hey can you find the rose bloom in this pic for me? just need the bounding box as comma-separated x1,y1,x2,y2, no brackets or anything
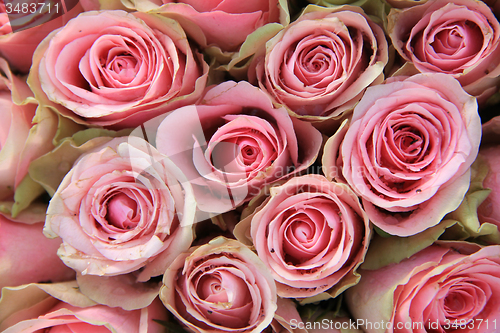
388,0,500,102
160,237,277,333
0,215,75,290
234,175,371,298
345,242,500,333
0,58,55,201
29,10,208,128
155,81,322,213
0,0,82,73
253,5,388,120
323,74,481,236
0,282,167,333
124,0,283,52
44,137,196,281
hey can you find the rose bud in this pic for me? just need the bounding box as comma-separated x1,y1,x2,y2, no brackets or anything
388,0,500,103
253,5,388,122
323,73,481,236
44,137,196,281
160,237,277,333
234,174,371,299
155,80,322,214
29,10,208,128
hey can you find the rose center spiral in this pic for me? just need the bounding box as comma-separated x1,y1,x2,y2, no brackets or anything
105,193,139,230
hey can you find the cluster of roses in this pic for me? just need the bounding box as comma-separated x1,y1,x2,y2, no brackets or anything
1,0,500,332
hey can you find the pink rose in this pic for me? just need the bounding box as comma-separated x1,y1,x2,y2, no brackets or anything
0,215,75,290
0,281,167,332
234,175,371,298
155,81,322,213
160,237,277,333
44,137,196,281
29,10,208,128
388,0,500,102
323,74,481,236
0,58,56,202
253,5,388,120
0,0,83,73
126,0,283,52
345,242,500,333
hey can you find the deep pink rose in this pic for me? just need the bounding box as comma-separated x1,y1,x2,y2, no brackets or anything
160,237,277,333
0,216,75,290
0,58,56,202
126,0,283,52
234,175,371,298
345,242,500,333
0,282,167,333
323,74,481,236
29,10,208,128
155,81,322,214
388,0,500,102
254,5,388,120
44,137,196,281
0,0,83,73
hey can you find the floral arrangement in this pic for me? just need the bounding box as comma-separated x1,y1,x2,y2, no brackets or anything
1,0,500,332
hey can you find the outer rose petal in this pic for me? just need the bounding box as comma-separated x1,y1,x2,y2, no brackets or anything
44,137,196,280
0,57,57,208
477,146,500,229
334,73,480,236
0,216,75,290
29,10,208,128
255,5,388,121
155,81,322,214
126,0,282,52
234,174,371,299
0,2,83,73
160,237,277,333
345,242,500,333
0,281,168,333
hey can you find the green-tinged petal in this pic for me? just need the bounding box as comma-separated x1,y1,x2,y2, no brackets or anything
0,201,47,223
82,0,128,10
303,1,389,26
29,129,128,197
0,281,97,329
218,23,285,80
76,273,162,311
11,175,45,218
444,156,500,243
361,220,456,270
299,271,361,305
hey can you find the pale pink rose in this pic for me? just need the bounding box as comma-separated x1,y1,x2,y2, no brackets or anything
29,10,208,128
477,145,500,229
0,282,167,333
44,137,196,281
234,175,371,298
0,216,75,290
253,5,388,120
0,0,83,73
160,237,277,333
155,81,322,214
128,0,282,52
388,0,500,102
0,58,56,201
323,74,481,236
345,242,500,333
